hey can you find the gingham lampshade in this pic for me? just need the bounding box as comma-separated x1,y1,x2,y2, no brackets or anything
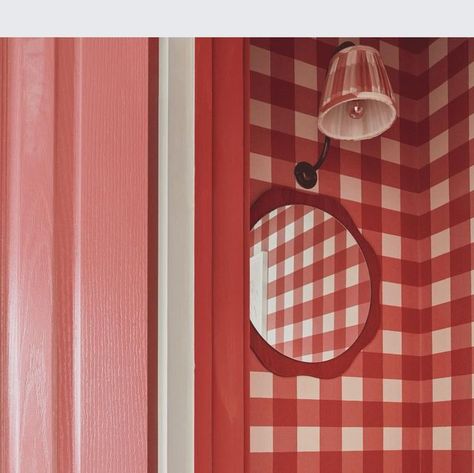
318,45,397,141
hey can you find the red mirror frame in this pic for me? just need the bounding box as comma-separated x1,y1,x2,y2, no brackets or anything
250,186,381,378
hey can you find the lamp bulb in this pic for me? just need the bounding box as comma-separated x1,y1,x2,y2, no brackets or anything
348,100,364,119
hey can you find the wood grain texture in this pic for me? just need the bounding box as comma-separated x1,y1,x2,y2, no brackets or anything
5,38,56,473
78,38,149,472
53,38,76,472
0,38,157,472
0,37,10,473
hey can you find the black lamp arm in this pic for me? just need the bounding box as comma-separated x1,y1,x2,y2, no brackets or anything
314,135,331,170
293,135,331,189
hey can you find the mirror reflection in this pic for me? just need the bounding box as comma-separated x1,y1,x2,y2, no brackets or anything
250,204,371,363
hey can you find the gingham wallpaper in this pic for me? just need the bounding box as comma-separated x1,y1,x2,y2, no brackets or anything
250,204,371,362
248,38,474,473
419,38,474,473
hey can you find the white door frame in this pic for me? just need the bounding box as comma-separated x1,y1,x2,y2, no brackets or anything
158,37,195,473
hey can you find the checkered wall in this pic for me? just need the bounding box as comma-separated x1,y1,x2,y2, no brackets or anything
248,38,474,473
250,204,371,362
419,38,474,473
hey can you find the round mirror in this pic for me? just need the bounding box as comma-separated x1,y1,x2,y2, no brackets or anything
250,204,370,362
249,188,380,378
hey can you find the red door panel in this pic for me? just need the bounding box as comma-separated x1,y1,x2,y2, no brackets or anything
0,38,157,472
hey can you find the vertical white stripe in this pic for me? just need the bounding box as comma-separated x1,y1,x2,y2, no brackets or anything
158,38,195,473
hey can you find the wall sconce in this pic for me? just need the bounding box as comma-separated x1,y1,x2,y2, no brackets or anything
294,42,397,189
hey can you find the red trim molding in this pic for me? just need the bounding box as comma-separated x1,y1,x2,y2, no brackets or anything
147,38,159,473
250,186,381,379
195,38,213,473
195,38,250,473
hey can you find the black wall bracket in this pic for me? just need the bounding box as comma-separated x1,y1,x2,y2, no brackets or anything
294,136,331,189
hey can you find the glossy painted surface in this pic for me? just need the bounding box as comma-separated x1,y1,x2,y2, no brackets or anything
195,38,213,473
0,38,157,472
195,38,250,473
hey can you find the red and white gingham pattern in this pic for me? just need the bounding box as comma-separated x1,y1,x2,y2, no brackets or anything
421,38,473,473
249,37,474,473
250,204,370,362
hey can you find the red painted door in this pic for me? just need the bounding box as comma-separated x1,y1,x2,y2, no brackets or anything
0,37,250,473
0,38,158,472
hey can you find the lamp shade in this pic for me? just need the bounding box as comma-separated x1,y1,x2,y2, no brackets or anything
318,45,397,141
